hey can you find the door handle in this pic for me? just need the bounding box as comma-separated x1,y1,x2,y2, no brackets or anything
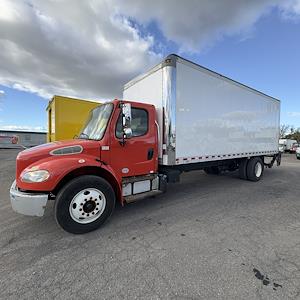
147,148,154,160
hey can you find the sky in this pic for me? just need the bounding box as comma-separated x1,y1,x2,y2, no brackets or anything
0,0,300,132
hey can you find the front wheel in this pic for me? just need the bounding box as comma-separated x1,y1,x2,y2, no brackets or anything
54,175,116,234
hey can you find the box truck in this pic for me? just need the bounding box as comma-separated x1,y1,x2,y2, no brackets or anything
10,55,281,234
279,138,297,153
47,95,101,142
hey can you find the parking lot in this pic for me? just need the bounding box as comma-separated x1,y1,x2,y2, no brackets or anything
0,149,300,299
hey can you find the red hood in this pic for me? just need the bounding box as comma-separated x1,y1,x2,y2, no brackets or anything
16,139,100,179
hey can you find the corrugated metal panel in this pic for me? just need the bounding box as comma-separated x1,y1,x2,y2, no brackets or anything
0,131,46,149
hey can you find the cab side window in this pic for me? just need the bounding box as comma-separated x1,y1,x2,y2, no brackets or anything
116,108,148,138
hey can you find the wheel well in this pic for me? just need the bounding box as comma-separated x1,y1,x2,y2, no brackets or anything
52,166,121,202
237,156,264,164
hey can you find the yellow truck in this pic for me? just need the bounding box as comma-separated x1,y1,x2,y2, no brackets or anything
47,95,100,142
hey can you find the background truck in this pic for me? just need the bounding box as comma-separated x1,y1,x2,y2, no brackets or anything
47,95,101,142
10,54,281,234
279,138,298,153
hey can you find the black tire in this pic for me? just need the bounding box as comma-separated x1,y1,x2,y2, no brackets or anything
246,157,264,182
54,175,115,234
239,158,248,180
297,157,300,160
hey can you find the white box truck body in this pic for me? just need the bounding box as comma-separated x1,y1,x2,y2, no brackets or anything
124,54,280,166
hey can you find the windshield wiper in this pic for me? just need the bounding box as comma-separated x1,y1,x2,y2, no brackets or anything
78,133,90,139
78,133,99,141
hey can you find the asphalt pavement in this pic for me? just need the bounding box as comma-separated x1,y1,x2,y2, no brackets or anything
0,149,300,299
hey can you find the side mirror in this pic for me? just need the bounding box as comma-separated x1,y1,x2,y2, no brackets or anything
121,103,132,139
123,127,132,139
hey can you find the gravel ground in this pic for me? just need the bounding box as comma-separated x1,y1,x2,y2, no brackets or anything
0,149,300,299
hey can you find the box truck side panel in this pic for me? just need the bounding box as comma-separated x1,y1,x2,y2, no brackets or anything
124,68,164,158
175,61,280,162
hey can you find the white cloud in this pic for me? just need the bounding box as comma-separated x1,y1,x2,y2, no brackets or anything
0,0,300,101
0,125,46,132
280,0,300,18
114,0,274,52
0,90,5,97
115,0,300,52
0,0,160,99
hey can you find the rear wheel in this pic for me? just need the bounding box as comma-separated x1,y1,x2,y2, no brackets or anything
246,157,264,182
54,175,115,234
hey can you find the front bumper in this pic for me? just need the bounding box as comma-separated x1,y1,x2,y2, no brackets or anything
10,180,48,217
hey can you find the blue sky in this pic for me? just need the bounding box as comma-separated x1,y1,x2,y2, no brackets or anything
0,1,300,132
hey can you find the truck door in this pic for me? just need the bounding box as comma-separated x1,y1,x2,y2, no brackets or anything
109,105,158,178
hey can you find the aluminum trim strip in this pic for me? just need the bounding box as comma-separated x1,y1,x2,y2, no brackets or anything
175,151,278,164
162,64,176,165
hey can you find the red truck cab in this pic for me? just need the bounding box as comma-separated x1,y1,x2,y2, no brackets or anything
10,99,161,233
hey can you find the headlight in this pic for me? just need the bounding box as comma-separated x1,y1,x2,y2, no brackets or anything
21,170,50,183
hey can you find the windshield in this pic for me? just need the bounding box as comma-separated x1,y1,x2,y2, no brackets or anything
79,103,113,140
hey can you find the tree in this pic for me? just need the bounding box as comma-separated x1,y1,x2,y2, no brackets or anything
286,128,300,142
280,124,290,138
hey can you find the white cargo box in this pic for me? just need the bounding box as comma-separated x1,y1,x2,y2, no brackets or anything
123,55,280,166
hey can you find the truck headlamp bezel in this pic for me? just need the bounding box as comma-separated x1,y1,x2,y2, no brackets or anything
21,170,50,183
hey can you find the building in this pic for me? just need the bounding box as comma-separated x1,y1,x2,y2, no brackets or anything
0,130,46,149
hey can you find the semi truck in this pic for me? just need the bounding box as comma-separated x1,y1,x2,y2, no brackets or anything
10,54,281,234
47,95,101,142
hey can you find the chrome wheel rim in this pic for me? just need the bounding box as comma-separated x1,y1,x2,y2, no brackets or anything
254,162,263,178
69,188,106,224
